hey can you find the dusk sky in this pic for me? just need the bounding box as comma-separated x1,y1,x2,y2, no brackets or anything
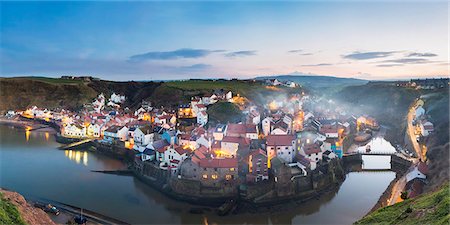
1,1,448,81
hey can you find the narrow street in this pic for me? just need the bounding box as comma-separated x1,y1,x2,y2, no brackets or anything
406,101,423,160
387,100,423,206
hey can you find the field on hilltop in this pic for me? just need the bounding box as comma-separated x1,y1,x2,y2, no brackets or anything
0,77,304,111
150,79,303,107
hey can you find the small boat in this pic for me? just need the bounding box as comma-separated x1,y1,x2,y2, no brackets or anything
34,202,60,215
366,145,371,153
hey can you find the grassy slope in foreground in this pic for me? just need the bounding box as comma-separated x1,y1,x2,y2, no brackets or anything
0,192,26,225
355,184,449,225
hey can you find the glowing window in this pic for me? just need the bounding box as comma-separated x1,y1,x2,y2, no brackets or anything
225,174,232,180
202,174,208,179
212,174,218,179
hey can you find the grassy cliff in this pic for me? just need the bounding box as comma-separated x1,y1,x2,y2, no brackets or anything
0,192,26,225
355,184,449,225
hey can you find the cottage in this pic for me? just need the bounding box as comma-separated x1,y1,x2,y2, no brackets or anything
63,123,86,138
103,125,128,142
164,145,191,168
141,148,155,162
225,123,258,140
134,127,154,146
86,123,102,137
266,134,296,166
262,117,273,136
148,139,171,164
300,142,323,163
197,111,208,126
320,124,339,138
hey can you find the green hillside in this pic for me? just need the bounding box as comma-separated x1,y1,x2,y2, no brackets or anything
0,77,303,111
355,184,449,225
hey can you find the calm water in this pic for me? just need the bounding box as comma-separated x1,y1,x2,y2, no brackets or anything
0,125,395,224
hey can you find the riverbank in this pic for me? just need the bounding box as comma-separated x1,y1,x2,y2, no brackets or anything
0,116,56,133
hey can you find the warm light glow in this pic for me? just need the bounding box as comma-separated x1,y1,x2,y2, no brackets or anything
269,100,279,111
25,126,31,141
211,174,218,179
125,141,134,149
83,151,88,166
202,174,208,179
45,132,49,141
214,149,232,158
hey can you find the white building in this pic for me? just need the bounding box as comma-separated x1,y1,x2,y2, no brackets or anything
197,111,208,126
134,127,154,146
266,135,296,164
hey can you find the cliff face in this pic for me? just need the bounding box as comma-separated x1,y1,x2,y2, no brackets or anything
0,78,97,111
0,189,56,225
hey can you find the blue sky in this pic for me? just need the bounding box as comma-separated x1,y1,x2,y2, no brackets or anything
1,1,448,81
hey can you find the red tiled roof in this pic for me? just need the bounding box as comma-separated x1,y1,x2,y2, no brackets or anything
174,145,190,155
222,136,251,146
250,148,267,157
303,143,321,155
266,134,295,146
226,124,247,134
417,162,428,175
320,124,338,134
197,104,206,108
198,158,238,168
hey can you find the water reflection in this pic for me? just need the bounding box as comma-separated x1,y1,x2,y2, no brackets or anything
45,132,49,141
357,137,396,154
25,126,32,141
1,125,396,224
65,150,89,166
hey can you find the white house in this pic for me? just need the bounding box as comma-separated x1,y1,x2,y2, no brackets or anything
164,145,190,168
86,123,102,138
406,165,427,183
299,142,323,163
63,123,86,138
134,127,154,146
103,126,128,141
110,93,126,103
266,134,296,164
249,108,261,125
225,91,233,100
262,117,273,136
197,111,208,126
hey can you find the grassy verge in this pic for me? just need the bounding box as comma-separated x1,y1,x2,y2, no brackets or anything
355,184,449,225
0,192,26,225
